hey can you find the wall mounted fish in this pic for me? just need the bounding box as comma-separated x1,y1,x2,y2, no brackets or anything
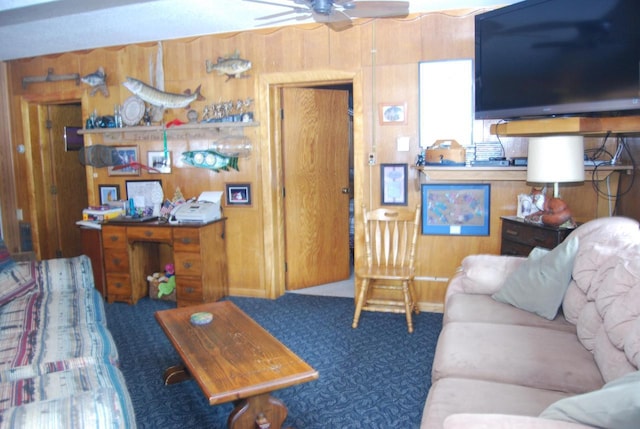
81,67,109,97
205,51,251,81
182,150,239,172
122,77,204,109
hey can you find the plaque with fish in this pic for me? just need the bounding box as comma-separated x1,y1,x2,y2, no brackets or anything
205,51,251,81
81,67,109,97
182,150,239,172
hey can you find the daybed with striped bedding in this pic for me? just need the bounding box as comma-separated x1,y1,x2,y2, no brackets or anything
0,242,135,428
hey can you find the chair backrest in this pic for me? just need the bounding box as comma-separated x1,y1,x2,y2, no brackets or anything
362,205,421,270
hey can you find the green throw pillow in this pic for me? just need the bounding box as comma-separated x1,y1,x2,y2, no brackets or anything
492,236,579,320
540,370,640,429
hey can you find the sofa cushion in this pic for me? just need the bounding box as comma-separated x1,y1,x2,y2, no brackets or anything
492,237,578,320
540,370,640,429
432,322,604,394
0,261,37,306
444,294,576,333
422,377,572,429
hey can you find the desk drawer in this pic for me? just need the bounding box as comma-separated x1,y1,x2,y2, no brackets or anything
173,228,200,252
502,223,557,249
102,226,127,249
174,252,202,276
176,277,203,302
106,273,132,296
104,248,130,272
127,226,172,243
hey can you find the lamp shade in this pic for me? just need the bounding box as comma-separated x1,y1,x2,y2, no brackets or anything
527,135,585,184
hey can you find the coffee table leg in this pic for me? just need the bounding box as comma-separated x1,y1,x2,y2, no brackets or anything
163,364,192,385
228,393,287,429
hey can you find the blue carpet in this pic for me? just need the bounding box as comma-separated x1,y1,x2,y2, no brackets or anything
105,294,442,428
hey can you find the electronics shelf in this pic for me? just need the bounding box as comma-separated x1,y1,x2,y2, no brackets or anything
414,165,632,182
490,116,640,137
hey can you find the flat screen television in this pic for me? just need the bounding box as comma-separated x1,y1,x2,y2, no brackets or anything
474,0,640,120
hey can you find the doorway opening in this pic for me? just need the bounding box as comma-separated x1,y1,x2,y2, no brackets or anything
260,71,362,298
22,99,88,260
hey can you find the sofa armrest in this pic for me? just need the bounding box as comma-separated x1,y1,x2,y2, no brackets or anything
36,255,95,292
445,254,526,303
443,414,593,429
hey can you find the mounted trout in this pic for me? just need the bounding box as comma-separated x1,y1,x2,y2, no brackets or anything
122,77,204,109
182,150,239,173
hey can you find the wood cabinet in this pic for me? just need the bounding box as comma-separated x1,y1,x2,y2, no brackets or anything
79,227,106,298
101,220,228,306
500,216,574,257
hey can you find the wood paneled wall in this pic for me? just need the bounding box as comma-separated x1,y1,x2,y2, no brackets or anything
1,10,631,309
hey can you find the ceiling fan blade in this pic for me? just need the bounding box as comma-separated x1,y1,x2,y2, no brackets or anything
257,13,313,27
342,1,410,19
256,8,306,20
244,0,298,9
314,9,353,31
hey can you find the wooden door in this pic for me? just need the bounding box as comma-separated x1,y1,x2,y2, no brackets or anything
281,87,350,290
36,104,87,259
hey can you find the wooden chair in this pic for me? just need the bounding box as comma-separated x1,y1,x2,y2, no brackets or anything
352,204,421,333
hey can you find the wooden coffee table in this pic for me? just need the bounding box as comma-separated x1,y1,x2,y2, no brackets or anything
155,301,319,429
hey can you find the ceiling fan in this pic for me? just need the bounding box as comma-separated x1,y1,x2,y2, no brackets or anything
245,0,410,31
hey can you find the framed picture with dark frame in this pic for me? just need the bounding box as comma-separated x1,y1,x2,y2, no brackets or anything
225,183,251,206
98,184,120,205
421,183,491,236
380,163,408,206
125,179,162,212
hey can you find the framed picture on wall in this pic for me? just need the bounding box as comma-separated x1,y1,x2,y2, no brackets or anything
147,150,171,174
380,163,408,206
421,183,490,236
225,183,251,206
108,146,139,176
379,102,407,125
98,184,120,205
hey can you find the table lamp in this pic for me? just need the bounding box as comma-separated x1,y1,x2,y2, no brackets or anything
526,135,585,226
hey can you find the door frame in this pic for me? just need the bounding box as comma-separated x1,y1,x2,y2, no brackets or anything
257,70,363,298
19,90,87,259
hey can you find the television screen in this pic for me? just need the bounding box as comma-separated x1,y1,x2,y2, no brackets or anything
475,0,640,120
64,126,84,151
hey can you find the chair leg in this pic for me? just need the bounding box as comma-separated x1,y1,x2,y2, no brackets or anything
402,281,414,334
352,278,370,329
408,280,420,315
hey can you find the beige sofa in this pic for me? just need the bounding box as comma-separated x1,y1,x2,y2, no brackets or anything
421,216,640,429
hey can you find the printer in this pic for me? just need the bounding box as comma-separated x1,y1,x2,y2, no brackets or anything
171,191,222,223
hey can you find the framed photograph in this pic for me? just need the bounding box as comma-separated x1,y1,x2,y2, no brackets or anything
380,164,408,206
421,183,490,236
125,180,162,212
108,146,139,176
98,184,120,205
379,102,407,125
225,183,251,206
147,150,171,174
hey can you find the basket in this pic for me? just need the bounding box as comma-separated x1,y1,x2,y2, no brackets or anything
148,279,176,301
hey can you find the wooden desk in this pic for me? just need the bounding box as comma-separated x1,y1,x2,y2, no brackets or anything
155,301,319,429
101,219,228,306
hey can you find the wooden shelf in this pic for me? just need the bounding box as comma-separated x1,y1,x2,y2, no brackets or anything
79,121,259,142
414,164,632,182
490,116,640,137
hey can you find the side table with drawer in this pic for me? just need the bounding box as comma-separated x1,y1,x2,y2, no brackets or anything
500,216,575,256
